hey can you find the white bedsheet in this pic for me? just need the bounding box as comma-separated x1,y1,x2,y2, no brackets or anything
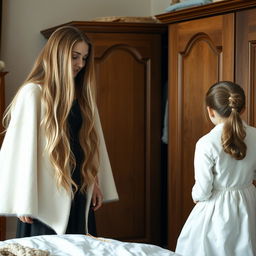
0,234,181,256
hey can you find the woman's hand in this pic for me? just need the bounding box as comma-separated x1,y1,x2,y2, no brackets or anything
92,181,103,211
18,216,33,224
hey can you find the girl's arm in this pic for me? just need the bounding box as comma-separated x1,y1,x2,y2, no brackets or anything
192,138,214,202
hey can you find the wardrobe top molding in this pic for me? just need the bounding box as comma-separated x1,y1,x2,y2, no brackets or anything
156,0,256,24
41,21,167,39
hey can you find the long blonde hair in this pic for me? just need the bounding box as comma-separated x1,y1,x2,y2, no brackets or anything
3,26,99,194
205,81,246,160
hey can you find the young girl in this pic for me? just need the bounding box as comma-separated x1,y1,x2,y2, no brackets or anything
175,81,256,256
0,26,118,237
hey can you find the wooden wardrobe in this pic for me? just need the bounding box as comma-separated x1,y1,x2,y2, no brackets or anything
0,72,7,240
157,0,256,250
42,21,167,245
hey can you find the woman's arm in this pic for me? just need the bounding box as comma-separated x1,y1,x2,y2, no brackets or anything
91,176,103,211
18,216,33,224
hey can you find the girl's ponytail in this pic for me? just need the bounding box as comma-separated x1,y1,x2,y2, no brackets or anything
206,81,246,160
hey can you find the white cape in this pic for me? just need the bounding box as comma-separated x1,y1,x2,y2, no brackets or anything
0,83,118,234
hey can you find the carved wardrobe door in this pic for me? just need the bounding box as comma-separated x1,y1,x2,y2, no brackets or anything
168,14,234,249
236,8,256,126
86,24,166,245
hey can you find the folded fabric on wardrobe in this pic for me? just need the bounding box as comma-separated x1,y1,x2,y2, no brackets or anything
162,101,168,144
164,0,212,12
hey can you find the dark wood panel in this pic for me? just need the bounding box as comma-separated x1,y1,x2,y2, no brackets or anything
95,47,146,239
41,21,167,38
89,32,163,244
0,0,2,55
0,217,5,241
0,71,7,241
0,72,6,134
236,8,256,126
180,37,220,219
168,14,234,250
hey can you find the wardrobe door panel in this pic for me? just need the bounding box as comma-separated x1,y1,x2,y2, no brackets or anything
89,32,163,244
0,72,7,240
168,14,234,250
95,45,146,238
236,8,256,126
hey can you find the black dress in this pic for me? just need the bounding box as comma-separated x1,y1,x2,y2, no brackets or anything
16,100,97,237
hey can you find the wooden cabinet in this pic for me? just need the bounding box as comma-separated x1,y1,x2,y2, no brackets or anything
157,0,256,250
236,8,256,126
0,71,7,240
168,14,234,250
42,22,167,245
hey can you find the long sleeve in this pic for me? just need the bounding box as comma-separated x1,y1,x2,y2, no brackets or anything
94,109,118,203
192,138,214,202
83,109,119,232
0,84,41,216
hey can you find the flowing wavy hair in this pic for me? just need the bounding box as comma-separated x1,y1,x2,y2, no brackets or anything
3,26,99,195
205,81,246,160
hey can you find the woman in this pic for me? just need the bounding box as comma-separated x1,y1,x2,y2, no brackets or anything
0,26,118,237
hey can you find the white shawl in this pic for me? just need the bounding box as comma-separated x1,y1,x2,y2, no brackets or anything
0,83,118,234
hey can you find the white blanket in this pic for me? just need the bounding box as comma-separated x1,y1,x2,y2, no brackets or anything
0,234,180,256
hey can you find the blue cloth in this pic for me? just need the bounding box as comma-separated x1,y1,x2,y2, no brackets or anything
165,0,212,13
162,101,168,144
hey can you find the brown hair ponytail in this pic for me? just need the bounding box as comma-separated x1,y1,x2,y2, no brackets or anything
206,81,246,160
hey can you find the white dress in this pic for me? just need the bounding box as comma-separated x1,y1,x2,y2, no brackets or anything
175,122,256,256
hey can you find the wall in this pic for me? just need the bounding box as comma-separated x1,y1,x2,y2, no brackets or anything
151,0,171,15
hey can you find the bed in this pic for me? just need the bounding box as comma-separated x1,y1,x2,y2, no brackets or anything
0,234,181,256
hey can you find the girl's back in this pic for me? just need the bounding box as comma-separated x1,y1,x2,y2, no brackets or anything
198,123,256,190
176,81,256,256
